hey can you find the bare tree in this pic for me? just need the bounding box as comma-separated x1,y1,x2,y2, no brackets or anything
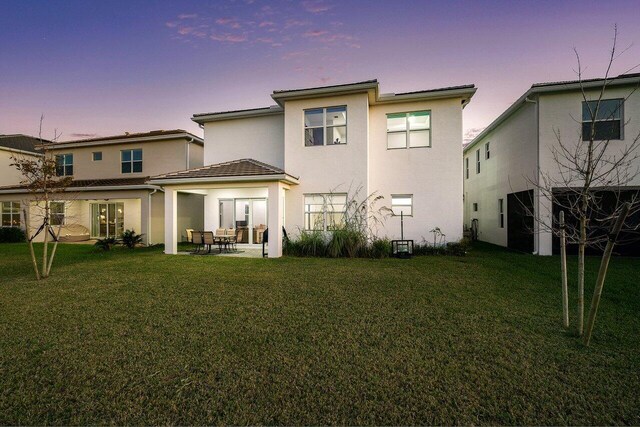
10,116,72,280
529,27,640,337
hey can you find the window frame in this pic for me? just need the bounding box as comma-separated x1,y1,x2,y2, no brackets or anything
391,194,413,217
485,142,490,160
56,153,74,176
303,193,347,231
1,201,21,227
92,151,102,161
465,157,469,179
581,98,624,141
498,198,504,228
476,149,481,174
304,106,347,147
121,148,143,174
473,202,478,212
49,201,66,226
386,110,432,150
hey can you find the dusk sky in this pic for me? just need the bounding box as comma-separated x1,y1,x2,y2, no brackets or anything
1,0,639,143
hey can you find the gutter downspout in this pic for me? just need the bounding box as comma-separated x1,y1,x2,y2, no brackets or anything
185,137,194,170
525,96,540,255
147,187,164,245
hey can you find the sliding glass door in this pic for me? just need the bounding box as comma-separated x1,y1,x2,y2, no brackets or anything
91,202,124,238
219,198,267,244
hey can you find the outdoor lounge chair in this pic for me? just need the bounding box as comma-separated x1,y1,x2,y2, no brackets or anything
202,231,215,253
191,231,204,253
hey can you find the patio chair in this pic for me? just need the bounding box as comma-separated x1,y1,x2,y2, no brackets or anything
185,228,194,243
202,231,215,254
191,231,204,253
226,228,237,251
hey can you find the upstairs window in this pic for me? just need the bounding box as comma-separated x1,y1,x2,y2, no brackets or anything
304,193,347,231
473,202,478,212
476,149,480,174
121,149,143,173
56,154,73,176
465,157,469,179
498,198,504,228
1,201,21,227
387,111,431,149
582,99,623,141
391,194,413,216
304,106,347,146
485,142,490,159
92,152,102,161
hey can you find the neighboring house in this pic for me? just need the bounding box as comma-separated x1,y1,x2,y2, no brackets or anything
463,73,640,255
0,135,44,228
0,130,204,244
150,79,476,257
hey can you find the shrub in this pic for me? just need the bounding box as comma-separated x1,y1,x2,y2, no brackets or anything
0,227,26,243
121,229,144,249
297,230,327,257
368,237,391,258
327,228,367,258
94,237,118,251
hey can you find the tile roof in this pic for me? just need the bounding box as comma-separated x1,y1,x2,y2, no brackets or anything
43,129,201,146
531,72,640,88
152,159,289,180
0,177,151,192
0,134,47,153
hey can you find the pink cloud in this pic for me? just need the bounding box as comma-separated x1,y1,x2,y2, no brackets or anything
215,17,235,25
210,33,248,43
178,26,194,35
165,21,178,28
302,0,332,13
303,29,328,37
178,13,198,19
285,19,309,28
259,21,275,27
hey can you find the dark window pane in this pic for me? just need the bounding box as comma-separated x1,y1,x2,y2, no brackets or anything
122,162,131,174
583,99,622,121
305,128,323,146
56,155,63,166
121,150,131,162
66,165,73,176
582,121,621,141
132,161,143,173
133,149,142,161
93,152,102,161
56,166,64,176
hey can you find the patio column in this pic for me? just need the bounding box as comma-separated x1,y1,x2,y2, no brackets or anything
164,187,178,254
140,193,150,246
267,181,284,258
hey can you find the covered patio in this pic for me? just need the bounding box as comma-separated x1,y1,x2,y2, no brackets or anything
150,159,298,258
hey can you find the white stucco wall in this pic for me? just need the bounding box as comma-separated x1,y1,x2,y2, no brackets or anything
536,86,640,255
203,114,284,169
283,93,370,236
0,149,40,186
370,98,465,243
463,101,538,248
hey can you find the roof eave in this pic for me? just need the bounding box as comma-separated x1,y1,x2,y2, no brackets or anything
375,86,477,105
0,184,162,194
0,146,43,156
192,107,283,124
271,81,379,106
40,132,204,150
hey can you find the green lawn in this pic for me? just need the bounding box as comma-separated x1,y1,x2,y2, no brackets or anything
0,243,639,425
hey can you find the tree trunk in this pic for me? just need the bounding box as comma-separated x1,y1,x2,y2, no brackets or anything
560,211,569,328
41,202,49,278
46,223,63,276
23,208,41,281
577,215,586,336
584,203,630,346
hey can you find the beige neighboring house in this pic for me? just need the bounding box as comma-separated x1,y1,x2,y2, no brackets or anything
0,130,204,244
0,135,44,228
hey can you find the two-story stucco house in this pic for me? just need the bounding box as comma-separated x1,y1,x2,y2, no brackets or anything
150,79,476,257
0,130,205,244
463,73,640,255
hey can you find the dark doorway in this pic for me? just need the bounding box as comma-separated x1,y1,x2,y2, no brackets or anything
507,190,534,253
